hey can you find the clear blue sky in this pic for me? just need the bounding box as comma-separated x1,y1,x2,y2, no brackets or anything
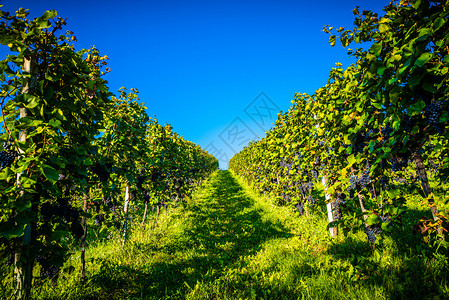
0,0,389,169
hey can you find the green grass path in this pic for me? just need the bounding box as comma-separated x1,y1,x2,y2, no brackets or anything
36,170,446,299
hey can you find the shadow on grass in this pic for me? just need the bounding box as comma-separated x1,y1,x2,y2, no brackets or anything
325,206,449,300
85,170,294,299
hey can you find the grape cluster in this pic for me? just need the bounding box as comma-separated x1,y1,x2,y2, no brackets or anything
5,255,14,267
357,170,370,188
311,170,318,180
425,102,444,134
35,255,60,281
349,176,357,190
390,157,408,172
104,197,114,208
40,199,83,239
281,193,291,203
379,176,390,190
95,213,105,225
89,163,111,181
364,225,381,244
352,132,367,155
151,170,163,183
366,128,379,139
307,194,316,205
295,201,304,214
346,186,355,199
402,115,418,133
0,141,18,171
380,214,391,223
136,174,146,189
381,126,393,140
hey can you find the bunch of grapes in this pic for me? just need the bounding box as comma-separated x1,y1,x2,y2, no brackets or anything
346,186,355,199
390,157,408,172
307,194,316,205
366,128,379,139
295,201,304,215
90,199,102,212
357,170,370,188
39,198,83,239
89,163,111,181
379,176,390,190
402,114,418,133
5,255,14,267
364,225,381,244
311,170,318,180
352,132,367,155
94,213,105,226
36,255,60,281
70,221,84,239
381,126,393,140
104,197,114,208
349,176,357,190
307,181,314,192
425,102,444,134
380,214,391,223
0,141,18,171
136,174,146,189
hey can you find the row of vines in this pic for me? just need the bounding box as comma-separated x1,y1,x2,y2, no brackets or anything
230,0,449,250
0,8,218,299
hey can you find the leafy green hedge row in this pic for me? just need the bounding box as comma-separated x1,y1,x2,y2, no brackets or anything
0,7,218,298
230,0,449,247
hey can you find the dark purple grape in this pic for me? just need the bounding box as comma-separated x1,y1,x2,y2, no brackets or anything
364,226,381,244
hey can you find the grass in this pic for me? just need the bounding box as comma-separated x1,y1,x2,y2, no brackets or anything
2,170,449,299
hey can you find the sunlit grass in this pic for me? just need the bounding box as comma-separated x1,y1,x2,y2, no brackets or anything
2,170,448,299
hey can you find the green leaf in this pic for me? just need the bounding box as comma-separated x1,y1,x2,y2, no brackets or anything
346,154,356,167
409,100,426,115
381,221,392,232
377,66,386,76
408,72,425,87
44,86,54,101
83,158,93,166
367,214,380,226
329,35,336,47
43,10,57,19
432,17,446,32
370,43,382,56
415,52,432,67
389,86,401,103
0,223,26,240
387,188,400,199
423,79,437,93
49,118,61,128
40,164,59,182
413,0,422,9
379,24,389,33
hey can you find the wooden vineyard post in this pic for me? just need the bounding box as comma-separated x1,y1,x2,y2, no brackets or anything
122,182,130,246
141,192,149,231
412,151,444,239
322,176,337,237
351,167,367,221
80,192,88,281
14,56,33,300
